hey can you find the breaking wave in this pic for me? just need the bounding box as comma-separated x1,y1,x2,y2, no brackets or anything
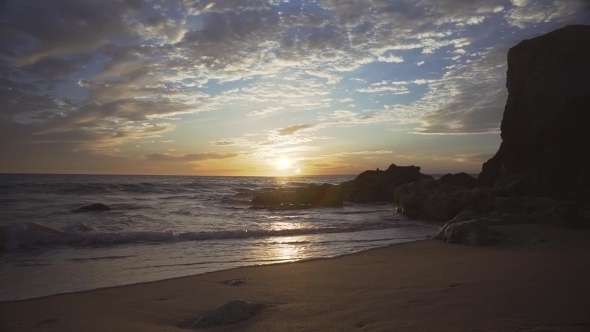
0,221,406,251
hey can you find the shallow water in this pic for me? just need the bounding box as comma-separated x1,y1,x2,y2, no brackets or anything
0,174,437,301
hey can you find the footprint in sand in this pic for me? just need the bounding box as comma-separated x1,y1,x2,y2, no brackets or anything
355,322,367,329
223,278,248,286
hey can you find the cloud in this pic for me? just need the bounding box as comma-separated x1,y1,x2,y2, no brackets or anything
358,86,410,94
0,0,588,174
505,0,588,28
434,153,495,163
1,0,144,65
326,150,394,157
377,54,404,63
145,152,238,162
248,106,284,117
415,45,510,134
276,124,316,136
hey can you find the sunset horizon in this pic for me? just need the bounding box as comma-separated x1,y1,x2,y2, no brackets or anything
2,3,590,330
2,1,588,176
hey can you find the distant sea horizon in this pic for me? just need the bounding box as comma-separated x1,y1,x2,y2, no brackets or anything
0,171,479,178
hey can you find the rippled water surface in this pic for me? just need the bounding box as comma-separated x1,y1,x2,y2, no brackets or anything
0,174,437,301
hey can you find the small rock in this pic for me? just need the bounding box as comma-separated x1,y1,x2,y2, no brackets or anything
192,299,265,329
71,203,110,213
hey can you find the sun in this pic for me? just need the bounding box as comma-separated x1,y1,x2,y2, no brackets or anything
275,157,292,169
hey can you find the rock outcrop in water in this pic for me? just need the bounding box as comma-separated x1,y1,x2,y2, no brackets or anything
340,164,432,203
250,164,431,209
478,25,590,199
71,203,110,213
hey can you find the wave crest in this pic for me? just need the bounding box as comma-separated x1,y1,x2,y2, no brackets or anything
0,221,406,251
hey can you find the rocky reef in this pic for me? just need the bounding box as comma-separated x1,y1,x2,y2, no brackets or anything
396,25,590,245
250,164,431,209
339,164,432,203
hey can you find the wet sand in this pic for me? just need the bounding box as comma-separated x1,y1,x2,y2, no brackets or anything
1,224,590,332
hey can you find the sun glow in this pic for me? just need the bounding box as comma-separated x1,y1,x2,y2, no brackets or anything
275,157,292,169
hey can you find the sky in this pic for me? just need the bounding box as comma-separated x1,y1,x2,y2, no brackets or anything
0,0,588,176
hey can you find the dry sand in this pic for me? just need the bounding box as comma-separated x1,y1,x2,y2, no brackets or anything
1,223,590,332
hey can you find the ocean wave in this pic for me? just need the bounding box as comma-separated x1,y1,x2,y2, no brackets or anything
0,221,407,251
0,181,199,196
333,209,391,215
68,255,134,262
219,197,251,205
286,182,310,187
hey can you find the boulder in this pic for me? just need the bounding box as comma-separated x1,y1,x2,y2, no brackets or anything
193,299,265,329
494,196,572,215
494,196,581,226
340,164,432,203
393,179,441,218
434,210,478,239
71,203,110,213
394,180,495,221
493,174,549,197
438,173,478,189
478,25,590,199
442,220,501,246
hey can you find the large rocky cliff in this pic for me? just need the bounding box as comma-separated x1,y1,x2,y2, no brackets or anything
479,25,590,198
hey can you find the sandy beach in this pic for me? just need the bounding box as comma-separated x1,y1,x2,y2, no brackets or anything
1,223,589,332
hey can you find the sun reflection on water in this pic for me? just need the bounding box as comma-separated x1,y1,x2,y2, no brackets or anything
267,236,310,262
267,220,304,231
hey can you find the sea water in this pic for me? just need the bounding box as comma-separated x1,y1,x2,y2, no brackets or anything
0,174,437,301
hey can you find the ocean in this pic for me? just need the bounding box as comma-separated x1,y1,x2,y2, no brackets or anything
0,174,437,301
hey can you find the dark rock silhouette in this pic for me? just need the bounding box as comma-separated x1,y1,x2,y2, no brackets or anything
438,172,478,189
251,191,287,207
295,183,343,207
392,25,590,245
434,210,478,239
340,164,432,203
493,196,582,227
71,203,110,213
394,180,495,221
250,164,430,209
478,25,590,198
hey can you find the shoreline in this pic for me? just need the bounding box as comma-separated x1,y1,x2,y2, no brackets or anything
1,234,437,304
2,223,589,331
